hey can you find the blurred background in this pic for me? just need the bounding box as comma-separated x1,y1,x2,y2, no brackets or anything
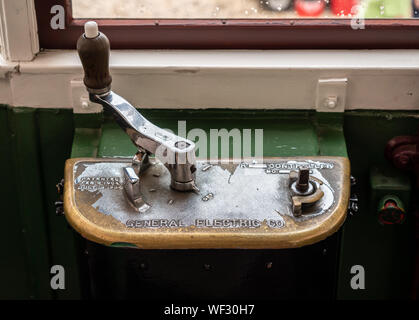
72,0,419,19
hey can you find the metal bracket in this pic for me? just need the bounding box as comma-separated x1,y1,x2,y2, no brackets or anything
316,78,348,113
123,151,152,212
70,79,102,114
123,166,151,213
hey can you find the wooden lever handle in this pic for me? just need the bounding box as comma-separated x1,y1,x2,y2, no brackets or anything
76,22,112,93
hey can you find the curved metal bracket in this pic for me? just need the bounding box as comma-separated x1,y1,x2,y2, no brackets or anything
289,170,325,217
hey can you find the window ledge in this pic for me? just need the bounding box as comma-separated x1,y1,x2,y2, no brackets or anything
0,56,18,78
20,49,419,73
5,49,419,110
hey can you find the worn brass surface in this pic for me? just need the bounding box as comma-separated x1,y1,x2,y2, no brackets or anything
64,157,350,249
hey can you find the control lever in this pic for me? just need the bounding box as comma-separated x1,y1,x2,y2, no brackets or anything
289,169,324,217
77,21,198,208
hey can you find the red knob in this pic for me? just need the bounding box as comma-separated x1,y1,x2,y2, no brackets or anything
378,197,406,225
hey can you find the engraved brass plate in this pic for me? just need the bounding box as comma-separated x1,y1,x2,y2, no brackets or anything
64,157,350,249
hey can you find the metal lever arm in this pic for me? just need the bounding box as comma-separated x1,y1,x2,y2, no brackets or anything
91,92,197,191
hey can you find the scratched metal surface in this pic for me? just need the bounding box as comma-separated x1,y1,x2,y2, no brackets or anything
72,158,341,230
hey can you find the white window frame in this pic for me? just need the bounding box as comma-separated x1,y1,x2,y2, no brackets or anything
0,0,39,62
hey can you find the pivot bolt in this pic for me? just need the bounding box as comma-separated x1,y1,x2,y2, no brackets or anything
296,169,310,193
324,96,338,109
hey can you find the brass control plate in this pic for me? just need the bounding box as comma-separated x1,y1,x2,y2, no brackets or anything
64,157,350,249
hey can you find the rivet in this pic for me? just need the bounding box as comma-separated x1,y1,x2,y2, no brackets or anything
324,96,338,109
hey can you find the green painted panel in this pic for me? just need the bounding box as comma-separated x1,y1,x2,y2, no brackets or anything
0,106,90,300
338,111,419,300
1,105,417,300
7,107,52,299
37,109,84,300
98,110,320,158
0,105,31,299
315,113,347,157
71,128,101,158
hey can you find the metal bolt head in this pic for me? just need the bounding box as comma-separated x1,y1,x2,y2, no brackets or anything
324,96,338,109
175,141,190,150
56,178,65,195
351,202,359,213
139,262,148,270
296,169,310,193
55,201,64,216
81,101,89,109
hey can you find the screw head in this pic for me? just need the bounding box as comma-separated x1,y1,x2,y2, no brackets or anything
81,101,89,109
324,96,338,109
175,141,190,149
139,262,148,270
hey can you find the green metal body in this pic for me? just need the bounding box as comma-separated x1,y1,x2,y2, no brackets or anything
0,104,417,299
